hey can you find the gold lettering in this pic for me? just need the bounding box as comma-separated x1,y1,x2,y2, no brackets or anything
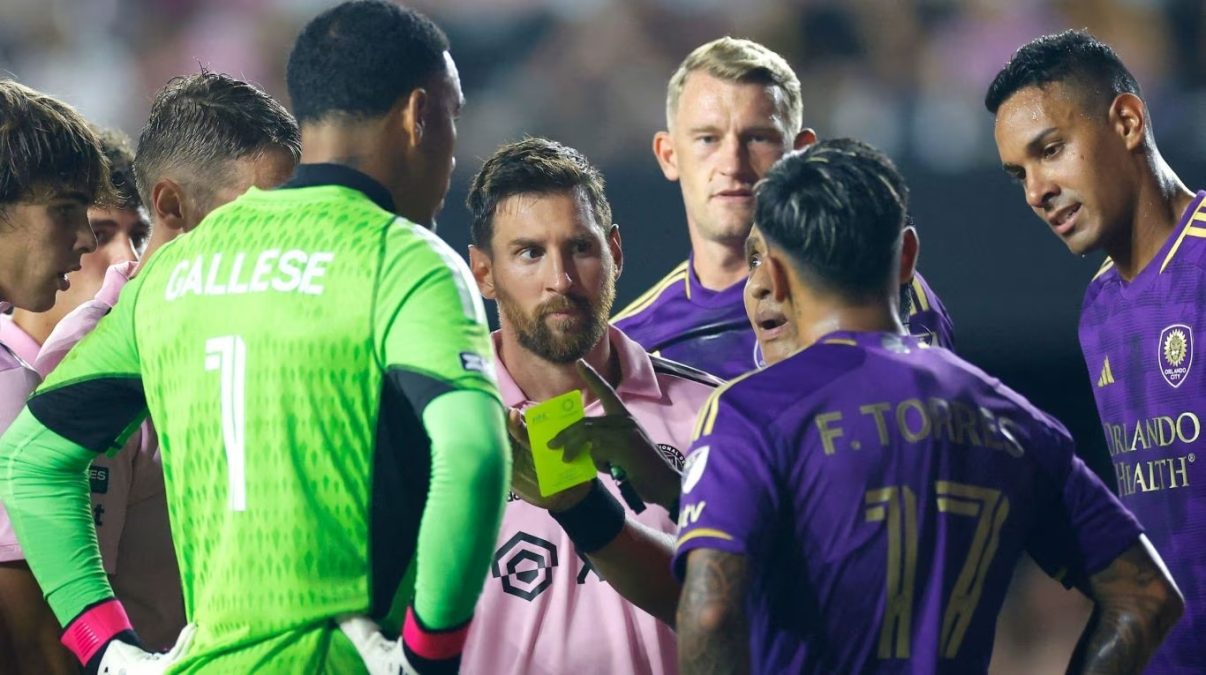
1176,413,1200,445
678,501,707,528
1170,456,1191,488
860,403,892,446
1115,461,1134,496
817,412,844,456
1156,416,1176,448
978,407,1003,451
1110,424,1127,456
995,418,1026,458
897,399,931,443
928,398,954,445
1131,421,1149,451
951,402,982,447
1134,463,1151,492
1146,460,1165,491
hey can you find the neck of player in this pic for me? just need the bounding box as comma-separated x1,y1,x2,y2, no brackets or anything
792,286,906,352
501,330,621,403
300,122,418,222
1109,156,1195,281
688,230,748,291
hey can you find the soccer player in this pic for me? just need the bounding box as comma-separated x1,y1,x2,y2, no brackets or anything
988,30,1206,672
461,137,717,675
613,38,953,380
5,130,147,361
0,2,509,673
32,74,301,653
0,79,108,674
674,139,1183,674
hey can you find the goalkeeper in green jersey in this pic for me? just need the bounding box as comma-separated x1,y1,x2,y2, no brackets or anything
0,2,510,674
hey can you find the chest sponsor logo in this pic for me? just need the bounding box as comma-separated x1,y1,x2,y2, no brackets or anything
491,531,599,601
89,465,109,494
1159,324,1192,388
681,445,709,494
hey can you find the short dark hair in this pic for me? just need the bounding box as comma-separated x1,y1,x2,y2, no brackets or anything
286,0,449,124
467,137,613,251
754,138,908,299
94,127,140,211
0,79,113,207
985,29,1141,115
134,72,300,211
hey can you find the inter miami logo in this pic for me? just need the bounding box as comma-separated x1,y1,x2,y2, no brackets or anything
492,532,558,601
1159,324,1193,388
656,444,685,472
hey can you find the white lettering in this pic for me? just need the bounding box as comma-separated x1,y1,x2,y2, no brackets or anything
299,251,334,295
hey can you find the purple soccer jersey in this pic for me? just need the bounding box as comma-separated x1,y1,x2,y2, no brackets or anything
673,331,1141,674
613,256,954,380
1079,190,1206,672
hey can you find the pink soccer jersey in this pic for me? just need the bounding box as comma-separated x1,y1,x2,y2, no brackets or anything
0,307,40,563
460,327,717,675
33,261,185,650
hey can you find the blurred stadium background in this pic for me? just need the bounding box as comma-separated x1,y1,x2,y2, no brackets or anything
5,0,1205,671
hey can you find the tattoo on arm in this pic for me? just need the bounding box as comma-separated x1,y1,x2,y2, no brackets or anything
1069,540,1183,675
677,549,751,675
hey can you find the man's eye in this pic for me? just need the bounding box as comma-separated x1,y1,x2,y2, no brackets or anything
747,252,762,268
1042,143,1062,159
518,248,542,261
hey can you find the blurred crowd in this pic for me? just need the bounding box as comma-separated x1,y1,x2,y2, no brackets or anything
2,0,1205,173
2,1,1197,672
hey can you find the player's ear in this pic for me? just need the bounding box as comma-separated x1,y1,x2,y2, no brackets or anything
793,128,817,150
150,179,187,235
468,244,496,299
1110,93,1147,152
399,87,429,150
607,224,623,279
898,226,919,287
652,131,679,182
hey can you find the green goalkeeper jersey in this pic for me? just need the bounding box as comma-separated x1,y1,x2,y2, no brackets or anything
0,164,509,672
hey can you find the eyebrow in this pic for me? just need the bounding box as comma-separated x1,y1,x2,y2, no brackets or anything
744,236,758,259
1001,126,1060,175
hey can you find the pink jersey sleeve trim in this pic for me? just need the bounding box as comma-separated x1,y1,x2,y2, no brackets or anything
61,598,131,664
402,607,470,661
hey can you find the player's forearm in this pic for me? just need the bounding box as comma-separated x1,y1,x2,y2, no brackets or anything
1068,540,1183,674
584,518,680,626
414,390,511,628
0,408,114,624
677,549,751,675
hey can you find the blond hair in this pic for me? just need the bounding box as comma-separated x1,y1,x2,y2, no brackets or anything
665,37,803,134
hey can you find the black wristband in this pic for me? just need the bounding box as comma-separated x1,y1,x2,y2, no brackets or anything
549,478,626,553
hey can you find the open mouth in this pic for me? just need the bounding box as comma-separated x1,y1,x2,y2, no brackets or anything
1050,204,1081,234
758,314,788,332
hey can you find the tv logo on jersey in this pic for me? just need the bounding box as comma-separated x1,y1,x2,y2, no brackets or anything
1159,324,1193,388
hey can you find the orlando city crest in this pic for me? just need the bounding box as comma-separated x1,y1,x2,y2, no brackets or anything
1159,324,1193,388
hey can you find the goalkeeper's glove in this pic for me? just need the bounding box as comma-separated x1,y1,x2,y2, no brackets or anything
339,607,469,675
62,599,194,675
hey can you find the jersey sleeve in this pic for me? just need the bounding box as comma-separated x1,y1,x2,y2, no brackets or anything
1026,426,1143,591
374,219,510,631
672,390,778,579
0,272,151,625
373,219,500,411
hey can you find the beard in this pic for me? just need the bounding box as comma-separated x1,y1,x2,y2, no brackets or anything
497,266,616,364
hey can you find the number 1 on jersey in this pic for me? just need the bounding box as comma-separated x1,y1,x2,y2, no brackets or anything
205,336,247,511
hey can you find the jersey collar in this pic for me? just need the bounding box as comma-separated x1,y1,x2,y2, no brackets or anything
280,163,396,213
492,326,663,409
